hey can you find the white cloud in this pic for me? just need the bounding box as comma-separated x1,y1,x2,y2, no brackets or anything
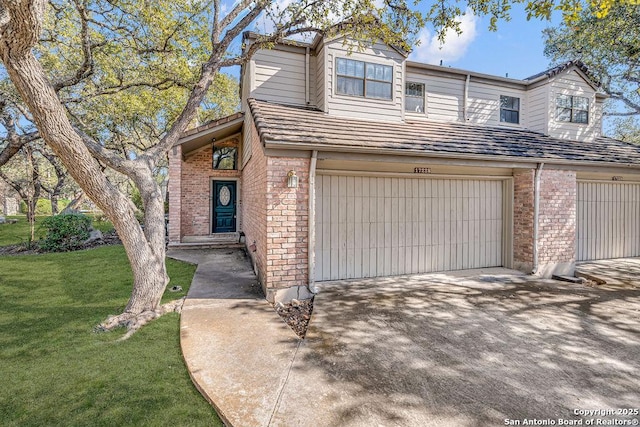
409,10,478,65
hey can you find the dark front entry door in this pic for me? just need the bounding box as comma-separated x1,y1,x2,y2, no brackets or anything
212,181,236,233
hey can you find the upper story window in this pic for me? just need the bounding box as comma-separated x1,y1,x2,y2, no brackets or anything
405,83,425,113
556,95,589,124
500,96,520,124
336,57,393,100
213,141,237,170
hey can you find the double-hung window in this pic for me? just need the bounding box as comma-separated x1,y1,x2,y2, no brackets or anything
500,96,520,124
405,83,425,113
336,57,393,100
556,95,589,124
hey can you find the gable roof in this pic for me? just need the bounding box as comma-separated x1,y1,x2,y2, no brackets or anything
248,99,640,169
177,112,244,155
525,60,600,90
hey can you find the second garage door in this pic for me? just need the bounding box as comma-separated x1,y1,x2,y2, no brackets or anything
577,181,640,261
315,174,508,281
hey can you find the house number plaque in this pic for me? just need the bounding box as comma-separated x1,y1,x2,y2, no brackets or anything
612,176,623,181
414,167,432,174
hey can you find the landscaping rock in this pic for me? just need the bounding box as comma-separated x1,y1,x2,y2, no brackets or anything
84,229,103,244
0,215,5,224
274,298,314,338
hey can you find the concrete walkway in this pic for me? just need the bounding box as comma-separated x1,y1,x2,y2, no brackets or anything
168,249,300,427
171,249,640,427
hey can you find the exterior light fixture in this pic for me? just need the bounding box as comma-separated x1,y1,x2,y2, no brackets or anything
287,170,299,188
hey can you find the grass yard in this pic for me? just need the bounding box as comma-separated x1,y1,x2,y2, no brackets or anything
0,245,222,427
0,215,114,247
0,216,46,246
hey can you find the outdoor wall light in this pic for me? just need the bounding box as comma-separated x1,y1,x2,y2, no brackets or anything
287,170,299,188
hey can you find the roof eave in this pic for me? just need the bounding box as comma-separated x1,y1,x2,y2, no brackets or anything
262,138,640,171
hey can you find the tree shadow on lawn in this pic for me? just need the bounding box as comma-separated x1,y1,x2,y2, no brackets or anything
279,274,640,426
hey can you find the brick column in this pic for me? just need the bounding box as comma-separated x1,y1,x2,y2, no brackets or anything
168,145,182,244
513,170,535,272
512,168,576,277
537,169,576,276
264,156,311,302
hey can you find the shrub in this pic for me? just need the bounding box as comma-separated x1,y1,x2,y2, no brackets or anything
40,214,92,252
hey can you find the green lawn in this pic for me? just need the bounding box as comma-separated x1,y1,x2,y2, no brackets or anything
0,216,46,246
0,215,115,247
0,245,222,427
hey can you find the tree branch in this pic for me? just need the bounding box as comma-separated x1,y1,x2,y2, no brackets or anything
51,0,99,91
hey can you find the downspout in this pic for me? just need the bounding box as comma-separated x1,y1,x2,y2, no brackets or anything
305,47,310,105
463,74,470,121
532,162,544,275
308,150,318,293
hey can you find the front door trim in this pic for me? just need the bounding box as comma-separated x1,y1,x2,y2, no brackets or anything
211,178,240,234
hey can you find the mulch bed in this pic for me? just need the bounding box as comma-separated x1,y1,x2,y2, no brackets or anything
274,298,314,339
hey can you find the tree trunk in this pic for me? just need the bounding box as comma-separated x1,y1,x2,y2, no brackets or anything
2,50,169,320
50,193,59,215
61,192,86,214
27,195,36,243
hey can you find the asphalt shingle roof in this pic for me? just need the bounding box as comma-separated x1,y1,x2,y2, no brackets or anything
248,99,640,168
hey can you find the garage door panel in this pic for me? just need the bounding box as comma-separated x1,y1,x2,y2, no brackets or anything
577,181,640,261
315,175,506,281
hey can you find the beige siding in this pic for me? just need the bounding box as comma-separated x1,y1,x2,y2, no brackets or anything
467,81,527,127
251,48,307,106
324,39,404,121
404,71,464,122
548,70,598,141
315,44,326,111
315,175,506,281
594,97,604,138
308,52,317,106
526,83,549,134
241,112,254,168
577,181,640,261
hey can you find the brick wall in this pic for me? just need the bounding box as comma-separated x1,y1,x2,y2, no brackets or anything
512,168,576,276
241,121,268,290
180,139,241,238
241,118,311,301
265,156,310,294
538,170,576,266
168,145,182,244
513,170,534,270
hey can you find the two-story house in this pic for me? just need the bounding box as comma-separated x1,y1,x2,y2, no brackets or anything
168,33,640,302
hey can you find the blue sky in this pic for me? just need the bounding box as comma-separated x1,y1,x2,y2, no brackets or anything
408,4,563,79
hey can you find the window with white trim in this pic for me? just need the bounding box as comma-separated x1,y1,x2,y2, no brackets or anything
405,82,425,113
500,95,520,124
556,95,589,124
336,57,393,100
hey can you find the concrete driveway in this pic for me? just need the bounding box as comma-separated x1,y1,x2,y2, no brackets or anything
272,269,640,426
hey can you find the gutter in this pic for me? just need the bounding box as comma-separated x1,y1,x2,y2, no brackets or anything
308,150,318,293
532,162,544,275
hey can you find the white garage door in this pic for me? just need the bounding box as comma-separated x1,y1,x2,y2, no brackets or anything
315,174,506,281
577,181,640,261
